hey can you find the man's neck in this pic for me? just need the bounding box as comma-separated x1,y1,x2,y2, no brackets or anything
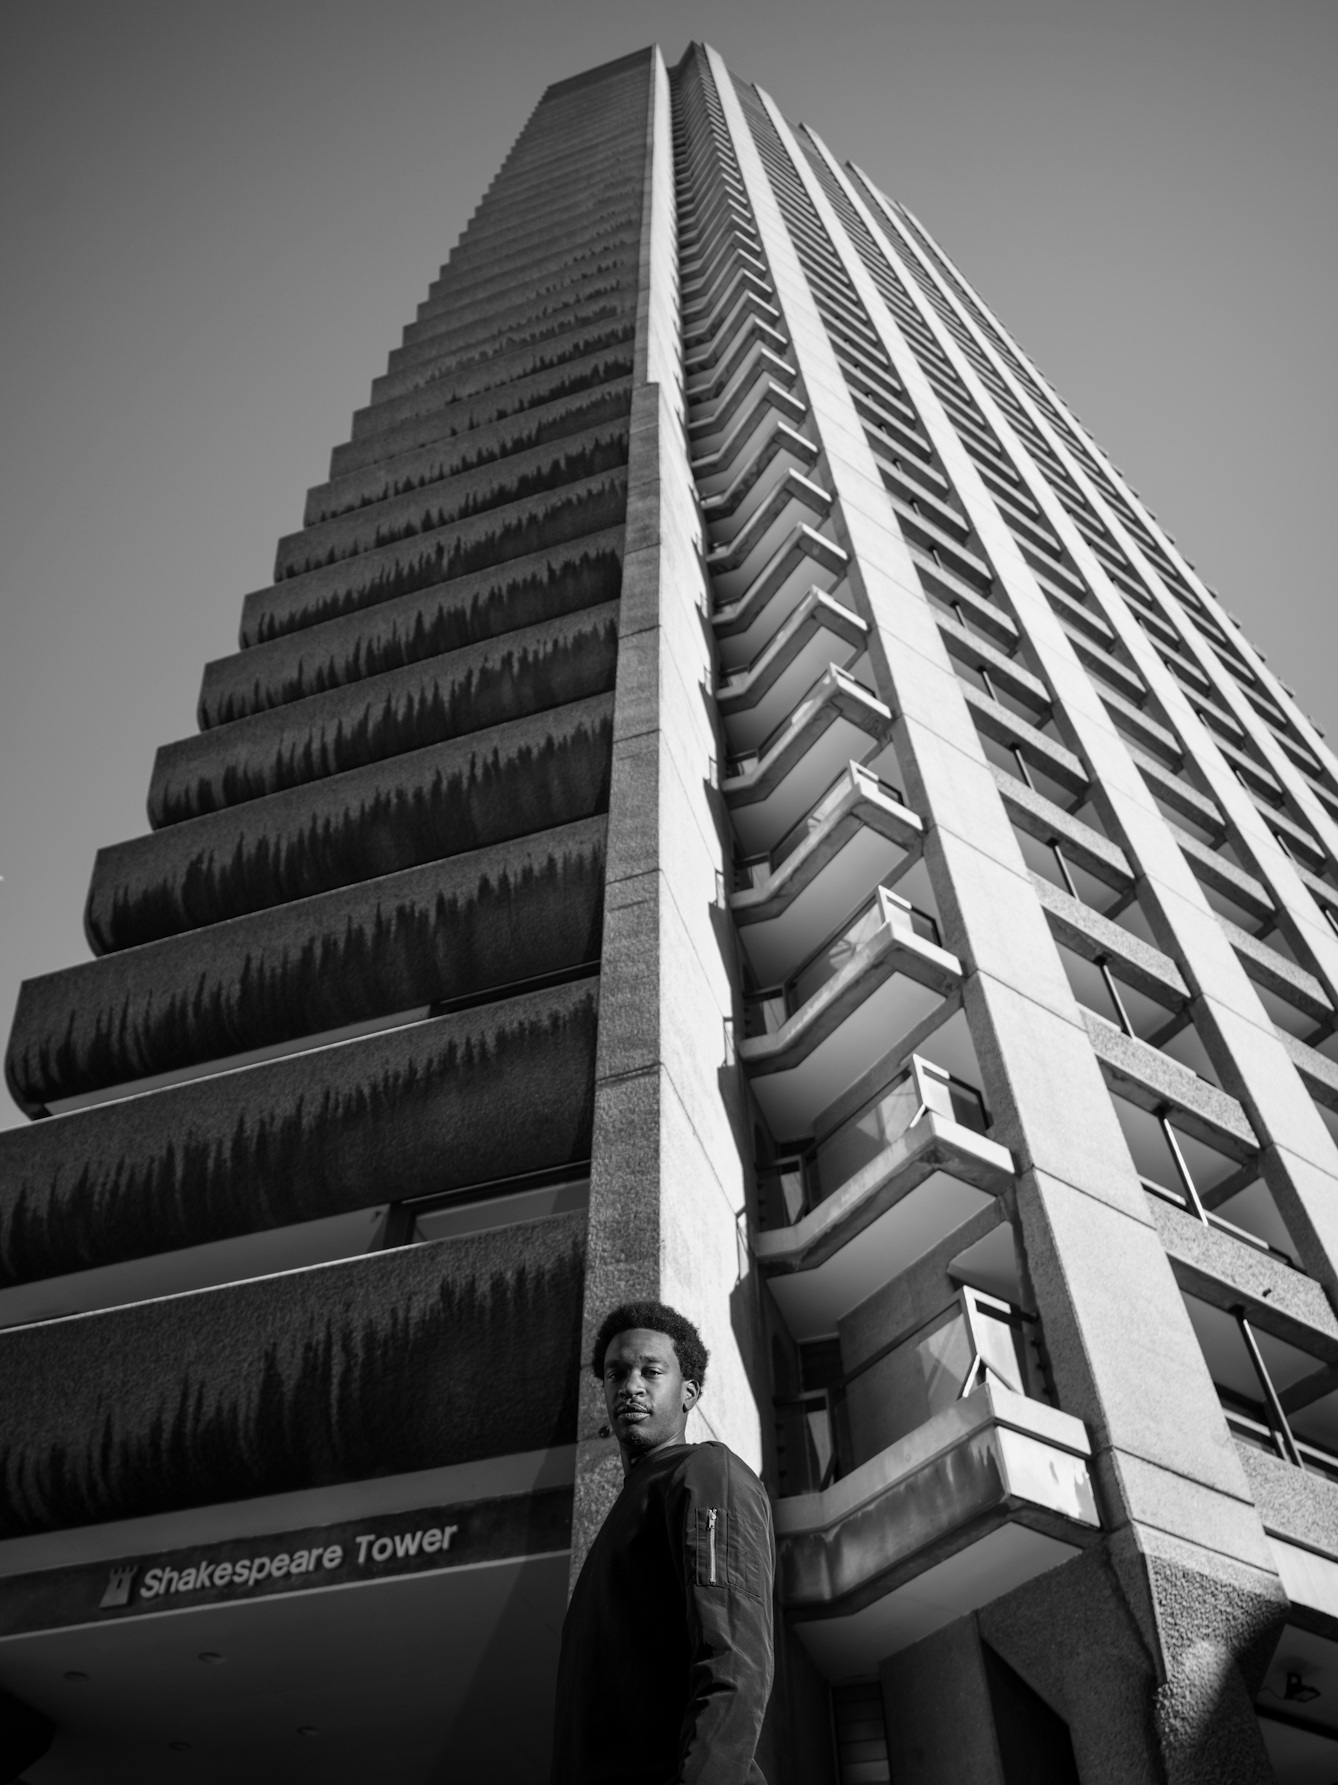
618,1428,691,1477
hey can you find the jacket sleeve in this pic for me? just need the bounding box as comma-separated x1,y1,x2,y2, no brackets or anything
668,1445,775,1784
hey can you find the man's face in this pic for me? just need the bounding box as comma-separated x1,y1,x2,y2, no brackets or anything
602,1328,698,1457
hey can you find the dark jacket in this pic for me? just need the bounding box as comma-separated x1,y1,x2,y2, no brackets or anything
551,1440,774,1784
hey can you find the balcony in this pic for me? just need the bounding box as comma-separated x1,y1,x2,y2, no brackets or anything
0,979,598,1289
738,889,961,1131
699,419,818,540
687,314,786,409
706,471,833,602
774,1378,1097,1678
719,592,867,751
0,1211,586,1539
755,1056,1013,1336
692,381,808,496
687,345,798,458
722,664,889,855
731,762,922,927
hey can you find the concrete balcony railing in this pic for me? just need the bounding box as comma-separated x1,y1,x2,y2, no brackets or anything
367,293,635,409
0,1212,586,1541
719,590,867,751
699,416,816,536
687,314,786,418
731,761,923,929
706,472,833,602
0,979,599,1290
756,1055,1013,1280
86,693,614,953
678,222,760,295
240,470,629,648
739,893,962,1131
273,418,630,581
687,345,798,458
721,664,890,856
681,265,773,346
7,817,607,1115
683,284,780,372
198,528,625,730
686,314,787,407
773,1382,1098,1674
680,242,768,335
150,603,620,827
692,381,808,496
303,378,633,531
328,342,637,483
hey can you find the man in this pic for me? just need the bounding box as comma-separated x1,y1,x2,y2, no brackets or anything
550,1300,774,1784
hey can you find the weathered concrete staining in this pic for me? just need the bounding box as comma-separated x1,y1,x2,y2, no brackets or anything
9,818,607,1111
240,470,629,645
0,979,599,1285
329,344,636,482
0,1212,586,1539
304,378,632,527
87,695,614,951
3,52,653,1434
274,421,629,580
775,1384,1097,1616
199,534,624,727
154,604,619,824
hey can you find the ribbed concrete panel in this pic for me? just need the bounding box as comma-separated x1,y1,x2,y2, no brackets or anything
304,379,632,527
0,979,598,1284
8,819,606,1112
274,420,629,580
86,694,613,951
153,604,618,825
240,471,628,645
328,345,636,480
199,531,623,726
0,1213,585,1538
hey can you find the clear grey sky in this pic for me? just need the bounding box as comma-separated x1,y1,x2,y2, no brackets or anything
1,0,1334,1129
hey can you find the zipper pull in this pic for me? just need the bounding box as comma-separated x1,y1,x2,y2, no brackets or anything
707,1508,718,1584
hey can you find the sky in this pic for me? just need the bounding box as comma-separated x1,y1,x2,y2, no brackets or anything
0,0,1334,1129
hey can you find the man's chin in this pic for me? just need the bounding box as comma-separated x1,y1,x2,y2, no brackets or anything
618,1420,663,1453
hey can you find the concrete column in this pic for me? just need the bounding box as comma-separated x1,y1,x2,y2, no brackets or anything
571,46,764,1579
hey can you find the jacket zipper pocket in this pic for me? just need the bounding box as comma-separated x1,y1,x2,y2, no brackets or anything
707,1508,718,1584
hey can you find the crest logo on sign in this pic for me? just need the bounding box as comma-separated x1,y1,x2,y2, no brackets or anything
99,1564,138,1609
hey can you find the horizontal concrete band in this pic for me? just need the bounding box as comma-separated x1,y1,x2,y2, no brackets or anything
200,530,625,728
277,418,629,580
391,261,636,371
154,604,620,828
0,980,599,1287
371,295,638,409
304,380,632,529
328,344,637,483
241,470,628,646
86,693,615,952
0,1211,588,1541
349,318,637,444
9,816,609,1112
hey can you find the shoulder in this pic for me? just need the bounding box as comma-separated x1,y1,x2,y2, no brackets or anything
676,1442,769,1507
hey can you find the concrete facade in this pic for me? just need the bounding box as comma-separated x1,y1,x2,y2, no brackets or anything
2,39,1337,1785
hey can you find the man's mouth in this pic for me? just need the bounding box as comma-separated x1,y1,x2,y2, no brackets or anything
615,1404,649,1422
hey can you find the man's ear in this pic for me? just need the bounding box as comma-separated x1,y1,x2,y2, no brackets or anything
682,1378,701,1412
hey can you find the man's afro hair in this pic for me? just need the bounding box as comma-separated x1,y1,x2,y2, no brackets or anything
591,1301,709,1387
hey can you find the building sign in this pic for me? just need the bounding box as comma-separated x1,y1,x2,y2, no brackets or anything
0,1485,572,1640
